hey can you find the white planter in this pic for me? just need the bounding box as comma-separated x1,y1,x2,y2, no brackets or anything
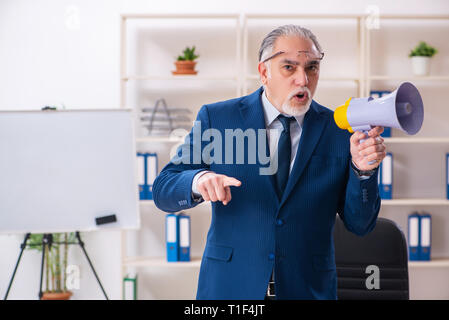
411,56,431,76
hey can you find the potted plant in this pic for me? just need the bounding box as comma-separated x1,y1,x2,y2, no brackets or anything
409,41,438,76
172,46,199,75
27,232,76,300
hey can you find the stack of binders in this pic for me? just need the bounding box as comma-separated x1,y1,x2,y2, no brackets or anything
408,212,432,261
136,152,158,200
378,152,393,199
166,212,191,262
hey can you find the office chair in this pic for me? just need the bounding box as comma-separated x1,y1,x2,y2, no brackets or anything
333,216,409,300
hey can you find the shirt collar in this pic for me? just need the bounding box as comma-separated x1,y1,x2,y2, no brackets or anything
261,89,305,128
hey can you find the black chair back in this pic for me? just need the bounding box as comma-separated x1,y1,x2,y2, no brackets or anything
334,216,409,300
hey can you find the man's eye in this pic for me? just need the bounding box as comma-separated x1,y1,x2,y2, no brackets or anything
307,65,318,71
283,65,294,71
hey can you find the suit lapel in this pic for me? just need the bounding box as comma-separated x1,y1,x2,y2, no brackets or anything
239,87,280,203
279,100,327,208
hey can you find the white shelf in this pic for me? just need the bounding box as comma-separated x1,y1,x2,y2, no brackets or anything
140,200,211,209
409,258,449,268
123,256,202,268
384,137,449,143
136,136,185,143
124,256,449,269
123,75,238,81
140,199,449,207
381,199,449,206
245,74,360,81
121,13,240,20
135,136,449,144
370,75,449,81
245,13,361,19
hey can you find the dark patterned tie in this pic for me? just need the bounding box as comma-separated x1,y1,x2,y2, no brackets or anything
269,115,294,298
275,115,294,198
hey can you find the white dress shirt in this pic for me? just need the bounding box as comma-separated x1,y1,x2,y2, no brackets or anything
261,89,305,174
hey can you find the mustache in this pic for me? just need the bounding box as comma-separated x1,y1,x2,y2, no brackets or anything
287,87,311,100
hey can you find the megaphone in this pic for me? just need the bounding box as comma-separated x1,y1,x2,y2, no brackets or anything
334,82,424,136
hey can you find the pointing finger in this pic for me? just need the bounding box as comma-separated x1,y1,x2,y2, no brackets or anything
223,176,242,187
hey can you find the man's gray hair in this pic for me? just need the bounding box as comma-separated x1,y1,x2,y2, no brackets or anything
259,24,323,62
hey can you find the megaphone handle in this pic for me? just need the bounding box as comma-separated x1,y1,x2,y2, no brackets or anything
358,130,376,165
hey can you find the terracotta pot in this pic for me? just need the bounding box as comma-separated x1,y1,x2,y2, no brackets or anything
41,291,73,300
172,60,197,75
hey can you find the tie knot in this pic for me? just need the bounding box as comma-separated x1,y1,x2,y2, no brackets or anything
278,115,294,132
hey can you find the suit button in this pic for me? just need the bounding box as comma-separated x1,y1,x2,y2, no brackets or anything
268,253,275,261
276,219,284,226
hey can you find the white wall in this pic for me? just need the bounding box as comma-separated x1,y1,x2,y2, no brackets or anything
1,0,449,300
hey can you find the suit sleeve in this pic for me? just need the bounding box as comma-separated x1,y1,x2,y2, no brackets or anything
152,105,211,213
337,160,381,236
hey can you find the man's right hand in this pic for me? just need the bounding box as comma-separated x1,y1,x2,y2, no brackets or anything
197,172,242,206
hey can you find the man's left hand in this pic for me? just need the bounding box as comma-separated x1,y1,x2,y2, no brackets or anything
350,126,387,171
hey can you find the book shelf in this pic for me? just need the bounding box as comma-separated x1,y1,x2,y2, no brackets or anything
364,14,449,299
120,13,449,300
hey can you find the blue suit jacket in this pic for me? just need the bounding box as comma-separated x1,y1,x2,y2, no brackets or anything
153,87,381,300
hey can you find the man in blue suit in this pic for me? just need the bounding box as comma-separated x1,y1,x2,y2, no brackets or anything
153,25,386,300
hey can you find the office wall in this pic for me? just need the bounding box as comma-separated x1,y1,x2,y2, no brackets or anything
1,0,448,300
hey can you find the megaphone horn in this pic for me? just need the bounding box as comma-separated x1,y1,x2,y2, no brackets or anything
334,82,424,135
334,82,424,165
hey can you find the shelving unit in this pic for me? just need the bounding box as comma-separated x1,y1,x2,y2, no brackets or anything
120,13,242,110
120,13,449,299
364,14,449,298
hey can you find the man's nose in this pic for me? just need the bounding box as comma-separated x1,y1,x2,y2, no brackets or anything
293,68,308,87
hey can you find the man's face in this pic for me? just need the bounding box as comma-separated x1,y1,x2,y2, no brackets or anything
258,35,321,116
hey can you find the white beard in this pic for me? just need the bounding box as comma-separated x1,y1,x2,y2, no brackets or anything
281,87,312,116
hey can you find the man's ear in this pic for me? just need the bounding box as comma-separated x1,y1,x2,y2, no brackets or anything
258,61,268,85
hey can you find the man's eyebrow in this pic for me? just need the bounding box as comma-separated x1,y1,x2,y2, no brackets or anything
279,59,320,66
280,58,300,65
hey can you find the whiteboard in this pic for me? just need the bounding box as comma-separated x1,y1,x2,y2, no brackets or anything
0,109,140,234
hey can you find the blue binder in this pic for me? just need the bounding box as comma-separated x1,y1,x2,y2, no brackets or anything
408,212,421,261
166,213,179,262
379,152,393,199
381,127,391,138
446,153,449,200
419,212,432,261
145,153,158,200
178,212,191,262
136,153,147,200
370,90,392,138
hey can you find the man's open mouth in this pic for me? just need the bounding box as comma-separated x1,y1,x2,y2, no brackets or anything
294,92,308,102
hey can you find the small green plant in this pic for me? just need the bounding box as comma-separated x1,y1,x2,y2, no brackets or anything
26,232,76,293
177,46,199,61
409,41,438,58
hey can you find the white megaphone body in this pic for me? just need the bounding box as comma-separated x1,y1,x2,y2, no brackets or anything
334,81,424,136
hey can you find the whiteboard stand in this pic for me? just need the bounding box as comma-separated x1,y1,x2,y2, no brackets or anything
4,232,109,300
